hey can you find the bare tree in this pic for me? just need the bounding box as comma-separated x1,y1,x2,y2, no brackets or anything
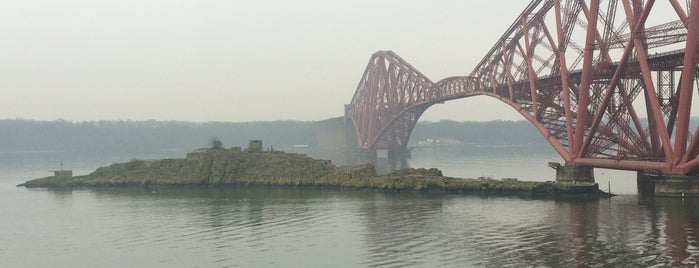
210,137,223,149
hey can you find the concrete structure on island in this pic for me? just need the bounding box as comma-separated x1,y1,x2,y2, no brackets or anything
247,140,263,153
51,170,72,179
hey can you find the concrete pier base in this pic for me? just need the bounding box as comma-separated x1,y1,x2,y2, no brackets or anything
387,149,409,171
358,149,377,164
637,172,699,197
549,163,595,182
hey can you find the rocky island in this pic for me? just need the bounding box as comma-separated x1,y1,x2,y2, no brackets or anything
18,142,608,197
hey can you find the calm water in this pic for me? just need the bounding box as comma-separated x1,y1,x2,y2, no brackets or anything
2,147,699,267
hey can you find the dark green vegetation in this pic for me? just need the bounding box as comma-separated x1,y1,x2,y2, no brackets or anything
0,119,550,154
0,119,317,154
410,120,545,145
19,148,605,197
3,118,699,154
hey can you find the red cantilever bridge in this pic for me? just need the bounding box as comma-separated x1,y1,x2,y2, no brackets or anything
345,0,699,177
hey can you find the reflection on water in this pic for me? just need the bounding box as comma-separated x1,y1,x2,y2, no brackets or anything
3,150,699,267
4,186,699,267
639,196,699,266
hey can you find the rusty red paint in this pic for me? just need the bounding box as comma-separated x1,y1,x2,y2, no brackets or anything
347,0,699,175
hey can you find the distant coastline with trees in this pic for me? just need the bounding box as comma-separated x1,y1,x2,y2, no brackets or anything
7,117,689,156
0,119,549,154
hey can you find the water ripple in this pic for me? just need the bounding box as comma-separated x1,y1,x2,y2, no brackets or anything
7,187,699,267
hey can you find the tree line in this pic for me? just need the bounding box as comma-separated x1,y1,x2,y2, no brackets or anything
410,120,546,145
4,118,645,154
0,119,317,154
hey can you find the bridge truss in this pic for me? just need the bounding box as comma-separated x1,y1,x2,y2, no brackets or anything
347,0,699,175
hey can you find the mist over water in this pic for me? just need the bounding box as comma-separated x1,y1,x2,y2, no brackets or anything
2,147,697,267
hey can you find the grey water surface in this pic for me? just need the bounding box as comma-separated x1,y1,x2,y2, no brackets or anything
2,147,699,267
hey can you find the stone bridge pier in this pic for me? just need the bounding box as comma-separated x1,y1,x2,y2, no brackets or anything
548,162,595,183
638,173,699,197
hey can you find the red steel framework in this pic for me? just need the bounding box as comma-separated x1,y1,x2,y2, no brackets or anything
347,0,699,175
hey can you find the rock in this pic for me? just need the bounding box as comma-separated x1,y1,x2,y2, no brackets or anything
17,148,610,198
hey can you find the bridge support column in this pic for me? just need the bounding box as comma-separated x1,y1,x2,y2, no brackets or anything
387,149,410,171
358,149,377,164
549,163,595,182
637,172,699,197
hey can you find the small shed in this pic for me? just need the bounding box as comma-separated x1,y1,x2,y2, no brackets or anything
248,140,263,152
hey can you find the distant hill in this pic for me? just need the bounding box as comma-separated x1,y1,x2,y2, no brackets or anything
410,120,545,146
0,120,317,155
2,118,694,155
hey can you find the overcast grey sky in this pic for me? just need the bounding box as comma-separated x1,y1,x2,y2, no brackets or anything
2,0,683,123
0,0,537,122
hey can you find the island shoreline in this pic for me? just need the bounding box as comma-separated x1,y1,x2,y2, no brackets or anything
18,147,613,199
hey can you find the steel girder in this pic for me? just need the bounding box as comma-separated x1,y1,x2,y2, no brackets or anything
469,0,699,174
347,51,475,150
348,0,699,175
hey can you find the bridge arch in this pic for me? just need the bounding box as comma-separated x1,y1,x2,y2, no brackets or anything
348,67,568,158
347,0,699,175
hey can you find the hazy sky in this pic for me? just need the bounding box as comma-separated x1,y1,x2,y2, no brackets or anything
0,0,539,122
2,0,681,123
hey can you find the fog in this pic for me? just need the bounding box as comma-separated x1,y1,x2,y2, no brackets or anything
0,1,689,122
0,0,533,122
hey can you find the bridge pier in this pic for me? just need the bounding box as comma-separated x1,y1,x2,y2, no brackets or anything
637,172,699,197
548,163,595,182
387,149,410,171
358,149,377,164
